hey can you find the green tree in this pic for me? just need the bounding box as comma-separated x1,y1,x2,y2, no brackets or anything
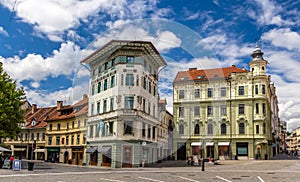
0,63,26,140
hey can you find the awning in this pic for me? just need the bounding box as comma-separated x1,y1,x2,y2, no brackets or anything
191,142,202,146
86,146,98,153
206,142,214,146
99,146,112,155
13,148,25,151
0,147,11,152
218,142,230,146
34,149,45,153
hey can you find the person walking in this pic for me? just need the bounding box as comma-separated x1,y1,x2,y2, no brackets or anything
9,155,14,169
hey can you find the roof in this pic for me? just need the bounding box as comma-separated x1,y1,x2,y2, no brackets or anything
24,107,57,129
80,40,166,68
174,65,248,82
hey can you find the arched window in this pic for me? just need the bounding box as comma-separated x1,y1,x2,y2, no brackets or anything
179,124,184,135
239,123,245,134
194,124,200,135
221,123,226,135
207,123,213,135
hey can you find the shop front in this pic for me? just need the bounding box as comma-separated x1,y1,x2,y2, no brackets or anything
86,146,98,166
72,146,84,165
218,142,230,160
99,146,112,167
47,147,60,162
34,148,45,160
206,142,214,159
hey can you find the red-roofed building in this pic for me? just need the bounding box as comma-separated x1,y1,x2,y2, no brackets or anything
173,45,279,161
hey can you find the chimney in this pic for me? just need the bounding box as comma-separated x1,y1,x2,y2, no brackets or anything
189,68,197,71
232,65,236,67
57,101,63,110
83,94,88,99
31,104,37,114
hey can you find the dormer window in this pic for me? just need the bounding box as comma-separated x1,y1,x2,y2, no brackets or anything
262,66,265,70
31,120,36,127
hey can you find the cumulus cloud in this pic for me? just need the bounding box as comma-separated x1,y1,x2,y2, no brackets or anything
0,26,8,36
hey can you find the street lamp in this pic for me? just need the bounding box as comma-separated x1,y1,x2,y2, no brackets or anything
201,138,205,171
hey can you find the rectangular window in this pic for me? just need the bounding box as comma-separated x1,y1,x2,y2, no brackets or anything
25,133,28,141
77,135,80,145
84,119,87,127
152,126,156,139
255,85,258,94
110,97,114,111
238,86,244,95
142,123,146,137
67,123,69,130
208,88,213,98
194,106,200,116
143,77,147,89
31,133,34,140
66,136,69,145
109,122,113,136
49,124,53,131
256,103,259,114
179,107,184,117
179,90,184,99
111,75,115,88
149,82,152,94
56,136,60,145
194,89,200,98
124,121,133,135
72,121,75,129
121,74,124,86
125,96,134,109
98,82,101,93
148,126,151,138
89,125,94,138
153,86,156,96
57,123,61,130
91,84,95,95
91,103,94,116
262,103,266,115
48,136,52,145
42,133,45,141
97,102,100,114
83,135,86,144
148,103,150,114
239,104,245,115
71,135,74,145
142,99,146,112
256,125,259,134
125,74,134,86
77,120,80,128
262,85,265,94
207,106,213,115
263,123,266,134
221,87,226,97
221,105,226,115
104,79,108,91
103,99,107,113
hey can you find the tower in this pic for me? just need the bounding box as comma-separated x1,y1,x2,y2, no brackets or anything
249,43,268,76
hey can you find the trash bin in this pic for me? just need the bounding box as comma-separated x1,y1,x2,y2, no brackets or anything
28,162,34,171
234,155,238,160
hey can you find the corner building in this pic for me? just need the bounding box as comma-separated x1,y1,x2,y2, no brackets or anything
173,45,276,160
81,40,166,168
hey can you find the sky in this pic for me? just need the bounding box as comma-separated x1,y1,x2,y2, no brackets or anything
0,0,300,131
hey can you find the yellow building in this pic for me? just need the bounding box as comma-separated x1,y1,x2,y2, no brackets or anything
173,45,277,160
45,95,88,165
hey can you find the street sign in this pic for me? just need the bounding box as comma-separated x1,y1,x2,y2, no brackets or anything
13,160,21,171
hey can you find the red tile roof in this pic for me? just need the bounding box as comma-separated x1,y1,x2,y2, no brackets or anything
174,66,248,82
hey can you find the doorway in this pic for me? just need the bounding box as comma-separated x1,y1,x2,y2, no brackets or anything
64,151,69,164
122,145,132,168
176,143,186,160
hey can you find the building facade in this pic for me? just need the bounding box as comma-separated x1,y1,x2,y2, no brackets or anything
81,40,166,168
173,45,277,160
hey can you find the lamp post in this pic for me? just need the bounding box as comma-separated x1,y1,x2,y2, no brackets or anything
227,76,233,160
201,138,205,171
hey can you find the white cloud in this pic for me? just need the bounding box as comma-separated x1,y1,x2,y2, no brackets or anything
30,81,40,88
262,28,300,51
0,26,8,36
0,41,82,82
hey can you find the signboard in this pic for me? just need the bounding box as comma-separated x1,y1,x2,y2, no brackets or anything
13,160,21,171
2,159,10,169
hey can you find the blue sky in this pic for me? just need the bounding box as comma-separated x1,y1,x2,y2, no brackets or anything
0,0,300,131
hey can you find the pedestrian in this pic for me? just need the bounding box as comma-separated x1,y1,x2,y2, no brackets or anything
9,155,14,169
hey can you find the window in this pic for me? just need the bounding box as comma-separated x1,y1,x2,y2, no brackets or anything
121,74,124,86
262,85,265,94
127,56,134,63
255,85,258,94
57,123,61,130
239,104,245,115
263,123,266,134
207,106,213,115
124,96,134,109
194,106,200,116
221,123,226,134
256,103,259,114
72,121,75,129
143,77,147,89
110,98,114,111
56,136,60,145
221,105,226,115
77,135,80,144
153,86,156,96
42,132,45,141
66,136,69,145
221,87,226,97
207,123,213,135
194,124,200,135
89,125,94,138
91,103,94,116
262,103,266,115
179,90,184,99
142,123,146,137
125,74,134,86
91,84,95,95
67,123,69,130
97,102,100,114
124,121,133,135
111,75,115,88
97,82,101,93
179,124,184,135
149,82,152,94
194,89,200,98
103,99,107,113
148,126,151,138
71,135,74,145
256,125,259,134
83,135,86,144
25,133,28,141
142,99,146,112
152,126,156,139
48,136,52,145
104,79,108,91
238,86,244,95
136,75,139,86
208,88,213,97
179,107,184,117
31,133,34,140
77,120,80,128
84,119,87,127
239,123,245,134
49,124,53,131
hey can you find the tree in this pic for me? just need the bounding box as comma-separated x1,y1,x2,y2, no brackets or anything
0,62,26,140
